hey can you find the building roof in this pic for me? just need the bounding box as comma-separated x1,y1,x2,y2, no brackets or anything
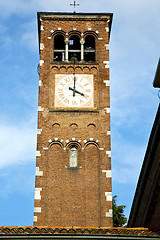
0,226,160,239
37,12,113,19
153,58,160,88
128,103,160,228
128,57,160,228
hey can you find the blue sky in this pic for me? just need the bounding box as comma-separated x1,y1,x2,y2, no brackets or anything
0,0,160,226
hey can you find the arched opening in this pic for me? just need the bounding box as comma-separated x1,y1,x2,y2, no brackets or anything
84,35,95,62
54,35,65,61
70,123,78,131
52,123,61,133
87,123,96,131
69,35,81,62
70,147,77,167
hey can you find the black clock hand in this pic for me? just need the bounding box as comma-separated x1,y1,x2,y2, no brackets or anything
73,74,76,97
69,87,85,96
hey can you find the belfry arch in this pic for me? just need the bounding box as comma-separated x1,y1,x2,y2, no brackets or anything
84,35,96,61
54,34,65,61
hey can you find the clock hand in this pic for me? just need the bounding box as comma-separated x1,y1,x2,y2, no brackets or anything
73,74,76,97
69,87,85,96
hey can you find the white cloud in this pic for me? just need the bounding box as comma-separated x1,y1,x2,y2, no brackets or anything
110,66,157,128
0,165,35,198
0,22,12,50
0,0,28,18
108,0,160,63
0,22,7,34
0,0,68,19
112,141,145,184
0,0,37,18
0,0,160,23
20,20,38,52
1,36,12,50
0,120,36,169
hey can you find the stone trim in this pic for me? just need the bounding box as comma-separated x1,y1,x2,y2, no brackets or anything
105,44,109,50
36,167,43,176
34,207,41,213
37,129,42,135
102,170,112,178
106,151,111,158
106,209,113,217
39,80,43,86
36,151,41,157
43,147,49,150
103,61,109,68
40,25,44,31
39,60,44,66
105,108,110,114
38,106,44,112
104,80,110,86
105,192,112,201
40,43,44,50
105,27,109,32
35,188,42,200
33,216,37,222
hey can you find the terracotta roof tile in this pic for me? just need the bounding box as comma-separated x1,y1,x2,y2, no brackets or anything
0,227,160,236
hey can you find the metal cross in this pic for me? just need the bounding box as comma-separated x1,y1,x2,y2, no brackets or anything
70,1,79,13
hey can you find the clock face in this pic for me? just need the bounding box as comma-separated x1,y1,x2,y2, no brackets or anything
55,74,94,108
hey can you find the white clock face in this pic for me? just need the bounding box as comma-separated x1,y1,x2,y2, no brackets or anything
55,74,94,108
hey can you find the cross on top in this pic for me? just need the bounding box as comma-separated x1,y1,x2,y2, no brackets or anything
70,0,79,13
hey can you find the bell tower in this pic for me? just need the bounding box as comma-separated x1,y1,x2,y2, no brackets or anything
34,12,113,227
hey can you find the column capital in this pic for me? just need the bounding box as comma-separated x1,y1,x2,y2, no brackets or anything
80,38,85,44
65,39,69,44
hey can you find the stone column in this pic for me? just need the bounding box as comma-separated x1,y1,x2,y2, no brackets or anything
80,38,85,61
65,39,69,62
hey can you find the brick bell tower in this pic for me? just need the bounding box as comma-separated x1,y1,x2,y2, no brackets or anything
34,11,113,227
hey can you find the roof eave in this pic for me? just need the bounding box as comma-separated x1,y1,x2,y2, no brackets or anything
153,58,160,88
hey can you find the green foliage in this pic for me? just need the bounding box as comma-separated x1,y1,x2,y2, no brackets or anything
112,195,127,227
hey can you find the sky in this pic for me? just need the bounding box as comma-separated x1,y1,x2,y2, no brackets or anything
0,0,160,227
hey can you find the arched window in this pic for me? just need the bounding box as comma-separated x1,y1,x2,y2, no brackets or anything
54,35,65,61
68,35,81,62
70,147,77,167
84,35,95,62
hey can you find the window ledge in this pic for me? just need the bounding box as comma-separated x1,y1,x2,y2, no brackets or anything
50,61,99,65
49,109,99,113
65,166,82,170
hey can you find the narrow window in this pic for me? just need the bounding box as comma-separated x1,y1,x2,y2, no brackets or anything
84,35,95,62
70,147,77,167
68,35,81,62
54,35,65,61
69,40,74,45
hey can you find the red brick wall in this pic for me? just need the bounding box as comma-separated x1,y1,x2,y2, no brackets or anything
34,13,112,227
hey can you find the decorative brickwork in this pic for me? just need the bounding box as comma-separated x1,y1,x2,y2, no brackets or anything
34,12,113,227
0,227,160,237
